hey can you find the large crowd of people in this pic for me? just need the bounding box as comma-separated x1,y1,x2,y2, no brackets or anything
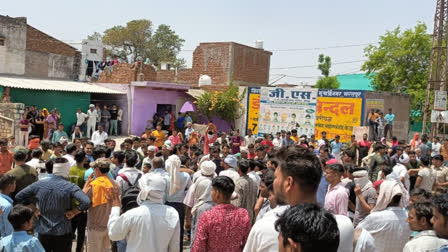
2,107,448,252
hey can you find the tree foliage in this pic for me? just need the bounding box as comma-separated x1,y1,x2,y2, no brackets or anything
361,23,432,116
87,32,102,41
315,76,340,89
195,84,246,126
315,54,340,89
100,19,185,66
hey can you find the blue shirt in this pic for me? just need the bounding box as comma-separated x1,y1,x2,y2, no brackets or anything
282,138,295,147
331,141,342,155
438,245,448,252
15,176,91,236
83,168,114,181
0,194,13,237
51,130,68,143
317,174,329,207
384,113,395,125
1,231,45,252
177,116,185,128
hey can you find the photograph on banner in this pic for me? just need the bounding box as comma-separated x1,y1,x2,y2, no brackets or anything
315,90,365,142
431,110,448,123
365,99,384,113
257,87,318,138
246,87,261,135
353,126,369,141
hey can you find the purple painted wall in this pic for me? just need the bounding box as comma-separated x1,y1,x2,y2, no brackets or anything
131,87,191,135
198,115,232,133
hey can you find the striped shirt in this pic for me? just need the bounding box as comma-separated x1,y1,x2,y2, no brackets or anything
15,175,90,236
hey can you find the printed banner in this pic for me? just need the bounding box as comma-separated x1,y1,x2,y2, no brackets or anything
353,126,369,142
246,87,261,135
366,99,384,113
315,90,365,142
258,87,318,138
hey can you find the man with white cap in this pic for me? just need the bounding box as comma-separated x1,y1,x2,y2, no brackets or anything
184,161,216,237
15,157,91,252
219,155,240,184
86,104,97,138
107,172,180,252
392,154,411,190
142,145,157,171
352,169,377,227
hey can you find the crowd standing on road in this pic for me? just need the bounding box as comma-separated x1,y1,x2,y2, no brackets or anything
4,105,448,252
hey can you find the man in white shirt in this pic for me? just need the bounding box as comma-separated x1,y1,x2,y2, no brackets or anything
142,146,156,171
392,154,411,190
107,172,180,252
248,161,261,189
272,132,282,148
116,151,142,193
62,143,77,167
318,131,328,146
219,155,239,184
75,108,88,134
86,104,97,138
25,148,43,170
91,124,108,146
184,122,194,141
357,180,410,252
244,146,354,252
403,201,448,252
432,137,442,157
244,129,256,147
165,155,192,252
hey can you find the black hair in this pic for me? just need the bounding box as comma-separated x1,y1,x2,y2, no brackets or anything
248,144,255,149
125,151,138,167
113,151,125,163
124,138,133,145
275,203,339,252
262,169,275,189
382,165,393,176
392,136,397,141
148,136,156,142
0,138,7,146
275,146,322,194
343,150,355,161
344,164,363,174
92,146,107,160
8,204,34,231
374,144,386,152
212,176,235,200
326,163,344,175
45,159,53,174
74,150,86,164
320,147,329,153
179,155,188,166
96,160,110,174
420,156,430,167
291,129,297,134
86,141,95,147
409,201,434,227
255,138,263,144
410,188,433,202
31,148,43,158
238,160,251,174
13,150,27,162
256,145,266,152
0,174,15,191
434,193,448,217
433,154,444,162
132,137,140,142
105,147,112,159
66,143,77,155
396,146,404,152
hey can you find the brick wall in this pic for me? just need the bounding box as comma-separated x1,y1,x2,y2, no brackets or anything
96,62,157,84
0,103,24,140
26,25,77,57
232,43,271,86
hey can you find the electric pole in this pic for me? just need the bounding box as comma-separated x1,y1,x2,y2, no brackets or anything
422,0,448,136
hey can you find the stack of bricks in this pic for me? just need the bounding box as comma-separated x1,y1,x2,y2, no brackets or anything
96,63,157,84
0,103,24,140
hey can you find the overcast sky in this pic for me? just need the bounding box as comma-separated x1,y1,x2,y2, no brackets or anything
3,0,434,85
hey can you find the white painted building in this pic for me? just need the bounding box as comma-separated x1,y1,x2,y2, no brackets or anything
79,39,104,81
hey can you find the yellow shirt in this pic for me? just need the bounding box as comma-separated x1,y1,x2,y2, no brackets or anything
291,136,299,143
151,130,166,148
41,149,54,161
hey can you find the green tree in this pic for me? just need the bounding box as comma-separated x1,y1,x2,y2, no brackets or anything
315,54,340,89
361,23,432,117
101,19,185,65
86,32,102,41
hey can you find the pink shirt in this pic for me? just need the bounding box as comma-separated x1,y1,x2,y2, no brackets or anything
168,135,181,146
191,204,251,252
324,182,349,216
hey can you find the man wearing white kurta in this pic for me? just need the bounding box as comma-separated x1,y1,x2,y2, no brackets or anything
87,104,98,138
108,172,180,252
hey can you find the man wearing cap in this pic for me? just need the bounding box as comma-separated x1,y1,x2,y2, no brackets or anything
219,155,240,184
185,122,194,141
392,154,411,190
108,172,180,252
87,104,97,138
142,146,157,171
15,157,91,252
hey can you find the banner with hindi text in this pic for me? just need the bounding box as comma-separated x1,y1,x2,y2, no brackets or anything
315,90,365,142
246,87,261,135
258,87,318,138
